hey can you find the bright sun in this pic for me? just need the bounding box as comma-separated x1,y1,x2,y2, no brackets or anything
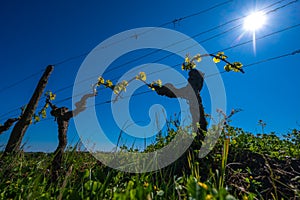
243,11,266,31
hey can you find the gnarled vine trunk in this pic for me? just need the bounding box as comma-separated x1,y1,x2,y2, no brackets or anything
154,69,207,145
153,69,207,175
48,93,95,182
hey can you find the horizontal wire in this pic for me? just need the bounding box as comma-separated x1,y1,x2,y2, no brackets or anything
36,48,300,123
0,0,232,99
70,48,300,109
1,21,299,122
51,0,298,96
19,21,300,117
53,0,233,67
0,70,43,94
0,0,297,121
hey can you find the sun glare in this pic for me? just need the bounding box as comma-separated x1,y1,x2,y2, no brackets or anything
243,11,266,31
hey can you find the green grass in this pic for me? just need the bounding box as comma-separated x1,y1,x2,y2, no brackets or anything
0,125,299,199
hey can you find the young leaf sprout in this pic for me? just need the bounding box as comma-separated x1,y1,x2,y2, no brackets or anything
33,91,57,123
181,52,244,73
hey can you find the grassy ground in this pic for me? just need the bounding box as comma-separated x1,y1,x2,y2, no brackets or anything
0,125,299,199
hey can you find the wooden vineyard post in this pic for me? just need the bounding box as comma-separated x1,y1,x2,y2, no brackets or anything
2,65,54,156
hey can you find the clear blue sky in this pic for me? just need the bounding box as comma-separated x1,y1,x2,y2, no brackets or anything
0,0,300,152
